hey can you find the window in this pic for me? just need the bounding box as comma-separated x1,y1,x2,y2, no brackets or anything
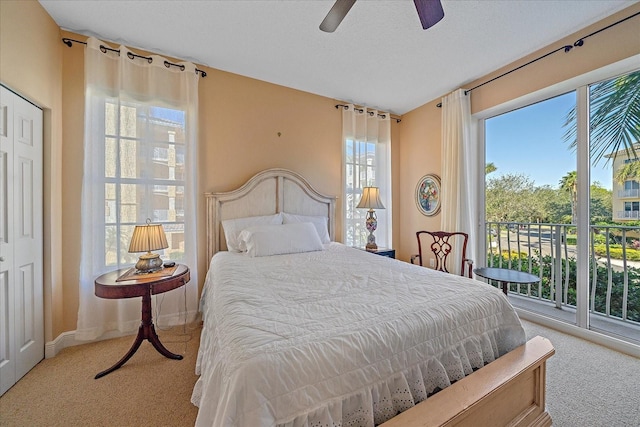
345,139,376,246
624,201,639,212
342,106,392,249
77,37,199,341
480,59,639,341
101,99,187,268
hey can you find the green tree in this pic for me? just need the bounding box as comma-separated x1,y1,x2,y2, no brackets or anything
590,183,612,223
485,162,497,175
486,173,539,222
559,171,578,224
564,70,640,165
535,185,571,223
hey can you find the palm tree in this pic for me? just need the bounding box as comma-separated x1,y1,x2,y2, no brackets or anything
614,159,640,184
559,171,578,224
564,70,640,166
485,162,497,175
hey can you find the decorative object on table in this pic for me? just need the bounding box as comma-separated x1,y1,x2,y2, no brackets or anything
128,218,169,274
116,264,178,282
356,186,385,250
415,174,441,216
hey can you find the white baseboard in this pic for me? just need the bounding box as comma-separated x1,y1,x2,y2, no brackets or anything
45,331,74,358
44,310,201,358
45,329,135,358
517,308,640,358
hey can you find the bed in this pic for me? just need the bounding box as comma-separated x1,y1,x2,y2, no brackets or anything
192,168,554,427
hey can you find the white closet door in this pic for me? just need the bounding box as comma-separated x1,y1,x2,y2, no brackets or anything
0,85,43,396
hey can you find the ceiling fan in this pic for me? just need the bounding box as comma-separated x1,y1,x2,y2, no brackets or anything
319,0,445,33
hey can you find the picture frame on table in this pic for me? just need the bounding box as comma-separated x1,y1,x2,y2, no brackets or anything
415,174,441,216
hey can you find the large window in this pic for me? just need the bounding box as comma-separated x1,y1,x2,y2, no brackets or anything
101,99,187,268
481,62,639,342
77,38,199,341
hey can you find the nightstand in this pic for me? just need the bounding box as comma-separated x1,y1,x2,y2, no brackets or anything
359,247,395,259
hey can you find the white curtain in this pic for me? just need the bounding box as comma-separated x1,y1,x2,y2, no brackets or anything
76,37,199,340
441,89,478,274
342,104,392,248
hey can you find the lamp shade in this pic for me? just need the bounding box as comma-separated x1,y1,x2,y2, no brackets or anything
128,222,169,253
356,187,385,210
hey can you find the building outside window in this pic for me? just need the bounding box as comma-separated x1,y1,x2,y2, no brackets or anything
103,101,186,267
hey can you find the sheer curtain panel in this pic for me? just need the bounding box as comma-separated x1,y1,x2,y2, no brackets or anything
441,89,478,274
342,104,392,248
76,37,199,340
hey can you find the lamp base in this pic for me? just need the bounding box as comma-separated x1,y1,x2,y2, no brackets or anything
135,252,164,274
365,209,378,251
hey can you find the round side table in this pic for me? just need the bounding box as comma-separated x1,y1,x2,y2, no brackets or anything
474,267,539,295
93,264,190,379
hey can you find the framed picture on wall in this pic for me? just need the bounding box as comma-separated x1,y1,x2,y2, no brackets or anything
415,174,441,216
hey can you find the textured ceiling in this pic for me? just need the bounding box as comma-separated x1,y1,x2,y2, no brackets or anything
40,0,636,115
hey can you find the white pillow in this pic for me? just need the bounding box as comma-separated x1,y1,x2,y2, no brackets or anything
282,212,331,243
238,222,324,257
222,213,283,252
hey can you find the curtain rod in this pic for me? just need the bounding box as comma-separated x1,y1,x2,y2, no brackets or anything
436,10,639,107
335,104,401,123
62,38,207,78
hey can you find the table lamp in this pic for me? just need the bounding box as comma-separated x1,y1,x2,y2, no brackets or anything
128,219,169,273
356,187,385,250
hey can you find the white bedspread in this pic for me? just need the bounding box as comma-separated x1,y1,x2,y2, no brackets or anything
191,243,525,427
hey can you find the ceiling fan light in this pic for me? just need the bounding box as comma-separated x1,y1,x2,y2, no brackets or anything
414,0,445,30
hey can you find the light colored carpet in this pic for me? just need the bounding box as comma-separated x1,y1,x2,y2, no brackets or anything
1,320,638,426
522,320,640,427
0,323,201,427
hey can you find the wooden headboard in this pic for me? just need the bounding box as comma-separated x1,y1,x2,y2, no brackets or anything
205,168,337,261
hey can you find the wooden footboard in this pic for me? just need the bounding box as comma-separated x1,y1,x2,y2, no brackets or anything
381,336,555,427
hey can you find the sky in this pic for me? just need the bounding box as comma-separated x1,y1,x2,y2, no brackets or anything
485,91,613,190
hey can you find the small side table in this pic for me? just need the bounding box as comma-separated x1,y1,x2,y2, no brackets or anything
474,267,539,296
358,247,395,259
93,264,190,379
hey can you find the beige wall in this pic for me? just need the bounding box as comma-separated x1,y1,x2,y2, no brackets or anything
397,3,640,263
0,0,64,342
397,99,442,262
2,0,638,338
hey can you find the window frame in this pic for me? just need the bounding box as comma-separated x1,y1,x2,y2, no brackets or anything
476,54,640,331
343,133,391,249
96,95,188,269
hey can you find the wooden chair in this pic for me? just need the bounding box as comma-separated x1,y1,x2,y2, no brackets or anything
412,231,473,278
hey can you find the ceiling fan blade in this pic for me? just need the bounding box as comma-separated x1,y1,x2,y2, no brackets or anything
413,0,444,30
319,0,357,33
